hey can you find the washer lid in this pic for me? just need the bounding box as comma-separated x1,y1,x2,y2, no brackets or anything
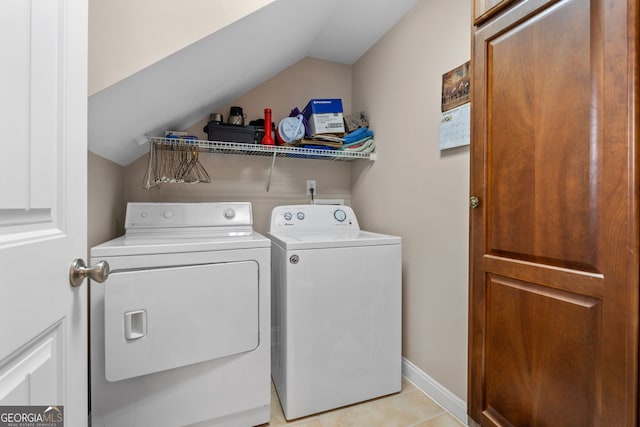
266,230,400,250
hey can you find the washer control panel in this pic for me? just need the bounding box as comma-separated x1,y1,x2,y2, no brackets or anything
269,205,360,232
125,202,253,230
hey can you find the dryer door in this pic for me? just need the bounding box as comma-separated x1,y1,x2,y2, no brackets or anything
104,261,259,381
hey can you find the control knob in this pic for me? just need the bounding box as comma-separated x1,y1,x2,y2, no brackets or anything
334,209,347,222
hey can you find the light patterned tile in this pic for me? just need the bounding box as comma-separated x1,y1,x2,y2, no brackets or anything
317,390,445,427
267,396,287,425
401,377,418,393
287,419,323,427
412,412,466,427
264,377,448,427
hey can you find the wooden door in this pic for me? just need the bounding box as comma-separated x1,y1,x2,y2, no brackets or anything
0,0,88,425
473,0,517,24
469,0,638,425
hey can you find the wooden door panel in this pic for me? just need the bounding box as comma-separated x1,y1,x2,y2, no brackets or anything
484,255,604,296
470,0,638,425
484,275,600,426
474,0,519,25
488,0,594,271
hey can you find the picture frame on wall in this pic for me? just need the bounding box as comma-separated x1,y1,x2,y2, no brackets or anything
439,61,471,150
441,61,470,112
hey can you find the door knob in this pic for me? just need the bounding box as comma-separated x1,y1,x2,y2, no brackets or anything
470,196,480,209
69,258,110,287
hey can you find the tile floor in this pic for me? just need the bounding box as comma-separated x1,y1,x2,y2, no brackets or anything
260,378,465,427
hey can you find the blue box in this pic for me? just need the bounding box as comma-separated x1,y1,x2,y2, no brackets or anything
302,99,345,135
302,99,343,115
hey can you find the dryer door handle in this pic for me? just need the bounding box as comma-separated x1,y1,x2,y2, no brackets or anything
124,310,147,340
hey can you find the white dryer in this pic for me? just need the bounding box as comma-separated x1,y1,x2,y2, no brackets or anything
90,202,270,427
267,204,402,420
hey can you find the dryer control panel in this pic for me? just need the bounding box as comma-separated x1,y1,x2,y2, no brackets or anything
125,202,253,230
269,205,360,232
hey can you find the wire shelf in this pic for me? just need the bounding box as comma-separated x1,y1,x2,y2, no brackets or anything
148,137,373,161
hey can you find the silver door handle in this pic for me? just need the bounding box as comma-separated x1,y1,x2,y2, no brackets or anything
69,258,110,287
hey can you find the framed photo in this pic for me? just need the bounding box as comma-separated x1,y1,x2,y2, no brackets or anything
441,61,470,112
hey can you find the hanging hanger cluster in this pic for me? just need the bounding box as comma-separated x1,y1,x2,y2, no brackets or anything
144,139,211,189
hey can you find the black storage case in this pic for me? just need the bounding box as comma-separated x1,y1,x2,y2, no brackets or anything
203,122,259,144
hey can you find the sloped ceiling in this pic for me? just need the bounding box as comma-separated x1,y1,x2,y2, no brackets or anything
88,0,416,166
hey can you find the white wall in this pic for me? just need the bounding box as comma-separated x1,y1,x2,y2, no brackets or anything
123,153,351,235
88,0,274,95
351,0,471,401
87,152,126,249
189,57,352,140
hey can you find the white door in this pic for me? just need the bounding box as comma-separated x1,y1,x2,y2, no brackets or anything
0,0,88,426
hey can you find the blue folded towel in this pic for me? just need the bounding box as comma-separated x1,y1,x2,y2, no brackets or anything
343,127,373,144
340,139,375,153
342,134,373,147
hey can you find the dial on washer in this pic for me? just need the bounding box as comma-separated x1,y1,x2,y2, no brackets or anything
333,209,347,222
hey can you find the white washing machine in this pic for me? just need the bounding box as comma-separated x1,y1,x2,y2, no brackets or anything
267,204,402,420
90,202,270,427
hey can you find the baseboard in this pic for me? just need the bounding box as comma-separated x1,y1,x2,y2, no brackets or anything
402,357,468,426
